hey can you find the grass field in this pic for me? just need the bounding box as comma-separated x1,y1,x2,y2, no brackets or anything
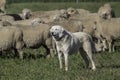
0,51,120,80
0,2,120,80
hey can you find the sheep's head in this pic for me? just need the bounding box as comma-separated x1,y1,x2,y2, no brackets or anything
67,7,78,15
22,8,32,20
98,3,114,20
31,18,45,25
60,9,69,19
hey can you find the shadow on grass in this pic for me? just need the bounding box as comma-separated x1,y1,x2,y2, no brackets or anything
0,51,47,59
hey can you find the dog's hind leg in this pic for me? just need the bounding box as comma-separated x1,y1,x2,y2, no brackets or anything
79,48,89,69
83,41,96,71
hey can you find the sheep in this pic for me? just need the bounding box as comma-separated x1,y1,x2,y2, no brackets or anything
6,14,23,21
67,7,90,15
94,17,120,52
0,21,12,27
31,18,45,25
64,7,108,51
22,8,32,20
47,19,83,32
11,19,36,26
8,17,45,26
66,6,113,36
32,9,68,19
67,7,79,15
56,8,98,35
15,24,55,57
0,26,24,59
66,7,91,21
98,3,115,20
0,20,56,57
0,0,6,14
0,13,23,22
0,15,15,22
28,9,68,23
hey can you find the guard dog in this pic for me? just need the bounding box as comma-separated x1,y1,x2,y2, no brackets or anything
50,25,96,71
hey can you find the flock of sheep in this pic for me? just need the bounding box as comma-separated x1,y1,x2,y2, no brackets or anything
0,0,119,60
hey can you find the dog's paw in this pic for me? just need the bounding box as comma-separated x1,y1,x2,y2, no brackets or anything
65,67,68,71
92,67,96,71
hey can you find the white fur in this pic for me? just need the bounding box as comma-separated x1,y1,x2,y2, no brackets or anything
50,25,96,71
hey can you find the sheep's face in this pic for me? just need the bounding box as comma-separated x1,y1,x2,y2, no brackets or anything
99,11,110,20
22,9,32,19
50,25,64,41
98,6,112,20
95,43,104,52
67,8,77,15
60,10,69,19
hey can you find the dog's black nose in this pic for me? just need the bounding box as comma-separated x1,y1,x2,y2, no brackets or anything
51,32,54,35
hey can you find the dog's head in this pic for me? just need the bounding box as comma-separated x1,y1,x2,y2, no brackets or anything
50,25,65,41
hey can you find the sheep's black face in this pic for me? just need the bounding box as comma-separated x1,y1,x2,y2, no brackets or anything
100,12,110,20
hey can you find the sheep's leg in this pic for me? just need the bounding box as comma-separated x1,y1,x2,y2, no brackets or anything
102,39,107,51
42,44,51,58
83,42,96,70
0,51,2,56
50,49,55,57
45,38,56,57
15,41,24,59
111,41,115,52
14,49,19,58
112,44,115,52
13,49,23,59
17,50,23,59
108,40,112,52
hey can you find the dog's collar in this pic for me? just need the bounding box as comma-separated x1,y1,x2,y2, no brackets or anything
56,30,71,42
55,33,65,41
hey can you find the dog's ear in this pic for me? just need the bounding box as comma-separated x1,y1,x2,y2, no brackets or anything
61,27,65,33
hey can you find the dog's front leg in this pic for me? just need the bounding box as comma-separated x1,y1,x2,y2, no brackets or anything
64,53,68,71
58,51,63,69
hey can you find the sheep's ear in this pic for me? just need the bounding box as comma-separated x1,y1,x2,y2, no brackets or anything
80,25,85,32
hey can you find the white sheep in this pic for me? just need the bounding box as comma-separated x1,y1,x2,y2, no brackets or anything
0,26,24,59
28,9,68,23
16,24,55,57
22,8,32,20
47,19,83,32
0,15,14,21
98,3,115,19
95,17,120,52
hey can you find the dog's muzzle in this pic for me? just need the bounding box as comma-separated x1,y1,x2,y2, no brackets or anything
51,32,54,36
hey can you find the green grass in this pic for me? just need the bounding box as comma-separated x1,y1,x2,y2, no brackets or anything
0,51,120,80
0,2,120,80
